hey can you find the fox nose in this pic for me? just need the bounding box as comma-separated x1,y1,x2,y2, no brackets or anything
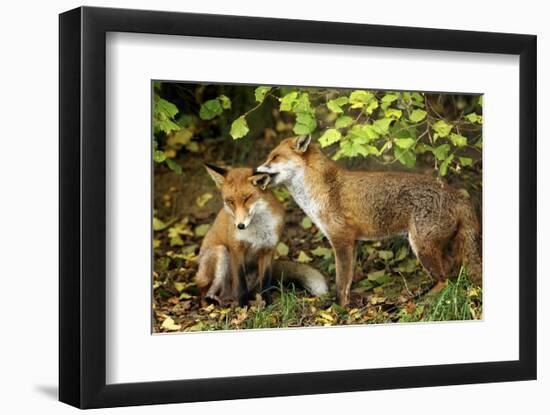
237,223,245,230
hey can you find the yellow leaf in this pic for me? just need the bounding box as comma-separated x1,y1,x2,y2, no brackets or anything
164,149,177,159
173,281,185,292
319,311,334,321
161,316,181,331
186,321,205,332
202,304,215,312
296,250,312,263
196,192,213,208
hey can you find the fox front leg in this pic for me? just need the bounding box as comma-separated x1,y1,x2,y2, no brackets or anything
230,252,249,307
258,252,274,305
332,240,355,307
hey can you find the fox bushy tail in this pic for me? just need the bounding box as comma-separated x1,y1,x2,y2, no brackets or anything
455,200,482,285
272,260,329,296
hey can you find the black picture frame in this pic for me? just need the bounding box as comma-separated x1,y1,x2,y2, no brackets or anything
59,6,537,409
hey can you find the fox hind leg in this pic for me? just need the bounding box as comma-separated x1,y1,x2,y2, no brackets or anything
408,230,448,283
196,246,230,305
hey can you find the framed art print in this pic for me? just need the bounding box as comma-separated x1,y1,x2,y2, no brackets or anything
59,6,537,409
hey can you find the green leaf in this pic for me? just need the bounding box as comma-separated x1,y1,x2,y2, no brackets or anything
349,90,374,109
335,115,354,129
412,92,424,103
155,119,181,134
300,217,313,229
186,141,199,152
431,144,450,161
459,156,473,167
464,112,482,124
327,96,349,113
432,120,453,139
311,246,333,259
292,93,314,114
378,250,394,261
153,217,168,231
153,150,167,163
293,112,317,135
373,118,393,135
230,116,249,139
154,98,179,119
254,86,272,103
173,281,186,292
394,257,417,273
395,245,409,261
218,95,231,110
385,108,402,119
381,93,399,110
475,137,483,149
394,146,416,168
347,124,379,143
409,109,427,123
439,154,454,176
273,187,291,202
279,91,298,111
365,99,379,115
194,224,211,237
394,137,415,149
276,242,289,257
367,269,389,283
319,129,342,147
449,133,467,147
331,303,348,315
165,159,182,174
339,140,378,158
381,93,399,104
199,99,223,120
169,234,184,247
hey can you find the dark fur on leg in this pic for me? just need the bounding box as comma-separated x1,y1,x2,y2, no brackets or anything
238,264,249,307
261,265,273,305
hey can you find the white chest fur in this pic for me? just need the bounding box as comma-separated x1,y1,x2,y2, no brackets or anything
235,201,280,251
287,171,328,238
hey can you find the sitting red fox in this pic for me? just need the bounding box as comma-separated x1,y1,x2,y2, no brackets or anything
257,135,482,307
196,165,328,306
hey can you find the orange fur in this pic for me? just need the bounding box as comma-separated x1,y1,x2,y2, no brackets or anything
196,166,284,306
258,135,482,307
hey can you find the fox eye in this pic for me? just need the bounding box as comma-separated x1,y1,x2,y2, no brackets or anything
244,194,253,203
271,154,279,161
225,199,234,206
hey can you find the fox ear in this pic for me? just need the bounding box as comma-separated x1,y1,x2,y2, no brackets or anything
249,173,271,190
204,163,228,188
293,134,312,153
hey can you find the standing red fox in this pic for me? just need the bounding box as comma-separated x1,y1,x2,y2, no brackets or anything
257,135,482,307
196,165,328,306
